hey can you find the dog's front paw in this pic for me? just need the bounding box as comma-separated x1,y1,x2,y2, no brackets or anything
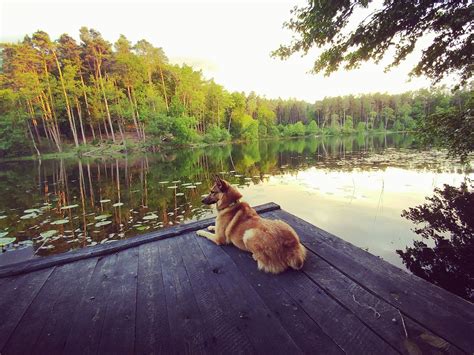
207,225,216,232
196,229,207,237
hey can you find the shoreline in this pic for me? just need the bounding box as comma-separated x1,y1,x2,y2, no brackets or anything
0,130,410,163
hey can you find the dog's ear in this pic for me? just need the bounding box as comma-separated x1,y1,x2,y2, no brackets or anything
214,175,228,191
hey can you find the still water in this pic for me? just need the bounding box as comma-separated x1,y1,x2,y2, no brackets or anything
0,133,472,300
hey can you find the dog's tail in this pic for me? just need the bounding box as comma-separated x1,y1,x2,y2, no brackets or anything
288,243,307,270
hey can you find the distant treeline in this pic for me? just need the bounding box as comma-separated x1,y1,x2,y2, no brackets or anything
0,28,471,157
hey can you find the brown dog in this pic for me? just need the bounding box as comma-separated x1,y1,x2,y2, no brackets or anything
197,176,306,273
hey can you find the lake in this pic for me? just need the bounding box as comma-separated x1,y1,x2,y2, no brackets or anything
0,133,472,300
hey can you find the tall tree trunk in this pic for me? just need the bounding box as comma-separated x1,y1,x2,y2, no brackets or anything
147,71,156,112
41,60,62,150
89,122,96,141
97,69,116,142
53,51,79,147
127,86,141,140
158,65,169,111
75,97,87,144
26,112,41,156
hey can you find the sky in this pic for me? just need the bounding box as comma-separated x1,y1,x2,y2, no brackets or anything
1,0,436,102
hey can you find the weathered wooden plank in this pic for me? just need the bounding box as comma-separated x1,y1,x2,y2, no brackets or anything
0,203,280,278
221,243,397,355
300,246,464,354
158,237,210,353
178,233,254,353
219,245,344,354
135,241,171,354
0,267,54,351
2,258,96,354
195,235,304,354
269,209,474,353
98,248,139,355
63,254,118,354
32,258,98,354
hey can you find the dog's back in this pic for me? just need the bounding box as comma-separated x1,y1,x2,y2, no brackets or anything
240,217,307,274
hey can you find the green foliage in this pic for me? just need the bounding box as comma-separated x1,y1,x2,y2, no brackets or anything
241,120,259,141
356,122,366,132
342,116,354,134
324,122,341,136
170,116,199,144
203,125,231,143
392,120,404,132
230,112,258,140
0,113,31,157
274,0,472,85
0,27,472,158
419,90,474,162
280,122,307,137
306,120,319,134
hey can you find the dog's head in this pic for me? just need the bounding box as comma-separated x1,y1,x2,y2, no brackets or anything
202,176,242,209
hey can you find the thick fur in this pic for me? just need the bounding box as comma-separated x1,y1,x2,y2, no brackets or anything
197,177,306,274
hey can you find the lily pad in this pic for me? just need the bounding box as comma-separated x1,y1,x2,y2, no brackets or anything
176,192,184,196
100,199,111,203
95,220,112,228
185,185,197,189
24,208,41,214
136,226,150,231
0,237,15,247
167,186,178,189
94,214,111,220
112,202,124,207
51,219,69,225
21,213,38,219
61,204,79,210
143,214,159,220
40,230,58,239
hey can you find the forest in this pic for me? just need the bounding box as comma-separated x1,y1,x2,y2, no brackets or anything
0,28,471,157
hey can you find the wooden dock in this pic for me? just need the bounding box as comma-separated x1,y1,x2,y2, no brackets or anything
0,203,473,354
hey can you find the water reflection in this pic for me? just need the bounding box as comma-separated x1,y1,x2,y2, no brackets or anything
399,182,474,301
0,133,471,297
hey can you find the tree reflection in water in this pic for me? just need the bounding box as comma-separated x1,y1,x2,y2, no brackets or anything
399,182,474,301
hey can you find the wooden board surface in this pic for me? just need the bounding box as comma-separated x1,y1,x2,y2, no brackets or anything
0,204,472,354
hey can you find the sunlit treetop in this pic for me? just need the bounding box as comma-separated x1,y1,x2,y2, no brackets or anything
273,0,473,85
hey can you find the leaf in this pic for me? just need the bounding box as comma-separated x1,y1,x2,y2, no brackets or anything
51,219,69,225
0,231,8,238
94,214,111,220
24,208,41,214
136,226,149,231
100,199,111,203
60,204,79,210
95,221,112,228
0,237,15,246
20,213,38,219
112,202,124,207
40,230,58,239
403,339,422,355
0,216,6,220
419,333,450,350
143,214,159,220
